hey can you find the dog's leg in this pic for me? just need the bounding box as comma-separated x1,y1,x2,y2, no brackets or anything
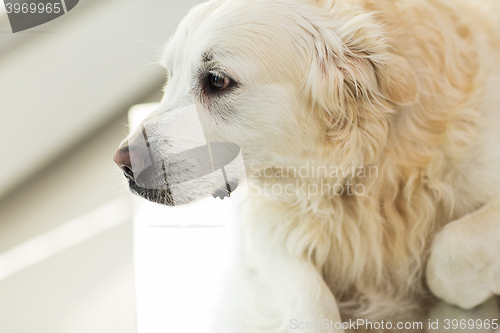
214,261,286,333
252,239,344,333
426,198,500,309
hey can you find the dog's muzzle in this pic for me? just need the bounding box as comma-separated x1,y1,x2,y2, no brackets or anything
113,104,247,206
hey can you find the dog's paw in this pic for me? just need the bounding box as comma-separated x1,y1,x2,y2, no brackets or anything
426,220,500,309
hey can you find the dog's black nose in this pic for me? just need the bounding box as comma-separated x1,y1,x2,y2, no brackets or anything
113,146,134,180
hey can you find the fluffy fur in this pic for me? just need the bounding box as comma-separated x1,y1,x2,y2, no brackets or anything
118,0,500,331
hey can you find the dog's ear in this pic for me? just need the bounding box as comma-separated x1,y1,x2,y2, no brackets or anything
298,3,419,160
371,53,418,105
301,1,418,106
305,48,418,117
302,32,418,161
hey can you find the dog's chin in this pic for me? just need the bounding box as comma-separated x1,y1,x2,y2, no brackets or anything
127,178,237,206
128,179,176,206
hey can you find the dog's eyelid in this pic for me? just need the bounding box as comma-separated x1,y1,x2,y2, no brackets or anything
209,69,233,81
208,64,240,82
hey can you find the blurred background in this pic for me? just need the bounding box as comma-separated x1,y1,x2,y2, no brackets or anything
0,1,203,332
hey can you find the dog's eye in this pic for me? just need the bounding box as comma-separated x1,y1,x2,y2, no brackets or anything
208,73,230,91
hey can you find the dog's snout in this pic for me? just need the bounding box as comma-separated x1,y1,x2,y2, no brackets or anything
113,147,135,180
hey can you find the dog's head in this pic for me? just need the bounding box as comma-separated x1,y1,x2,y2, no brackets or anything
114,0,418,206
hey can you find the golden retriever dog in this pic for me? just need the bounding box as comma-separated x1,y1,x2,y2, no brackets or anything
114,0,500,331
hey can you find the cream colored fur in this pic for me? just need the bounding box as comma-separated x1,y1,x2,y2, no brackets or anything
123,0,500,331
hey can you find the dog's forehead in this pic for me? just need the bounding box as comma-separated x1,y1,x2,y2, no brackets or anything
163,0,310,71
